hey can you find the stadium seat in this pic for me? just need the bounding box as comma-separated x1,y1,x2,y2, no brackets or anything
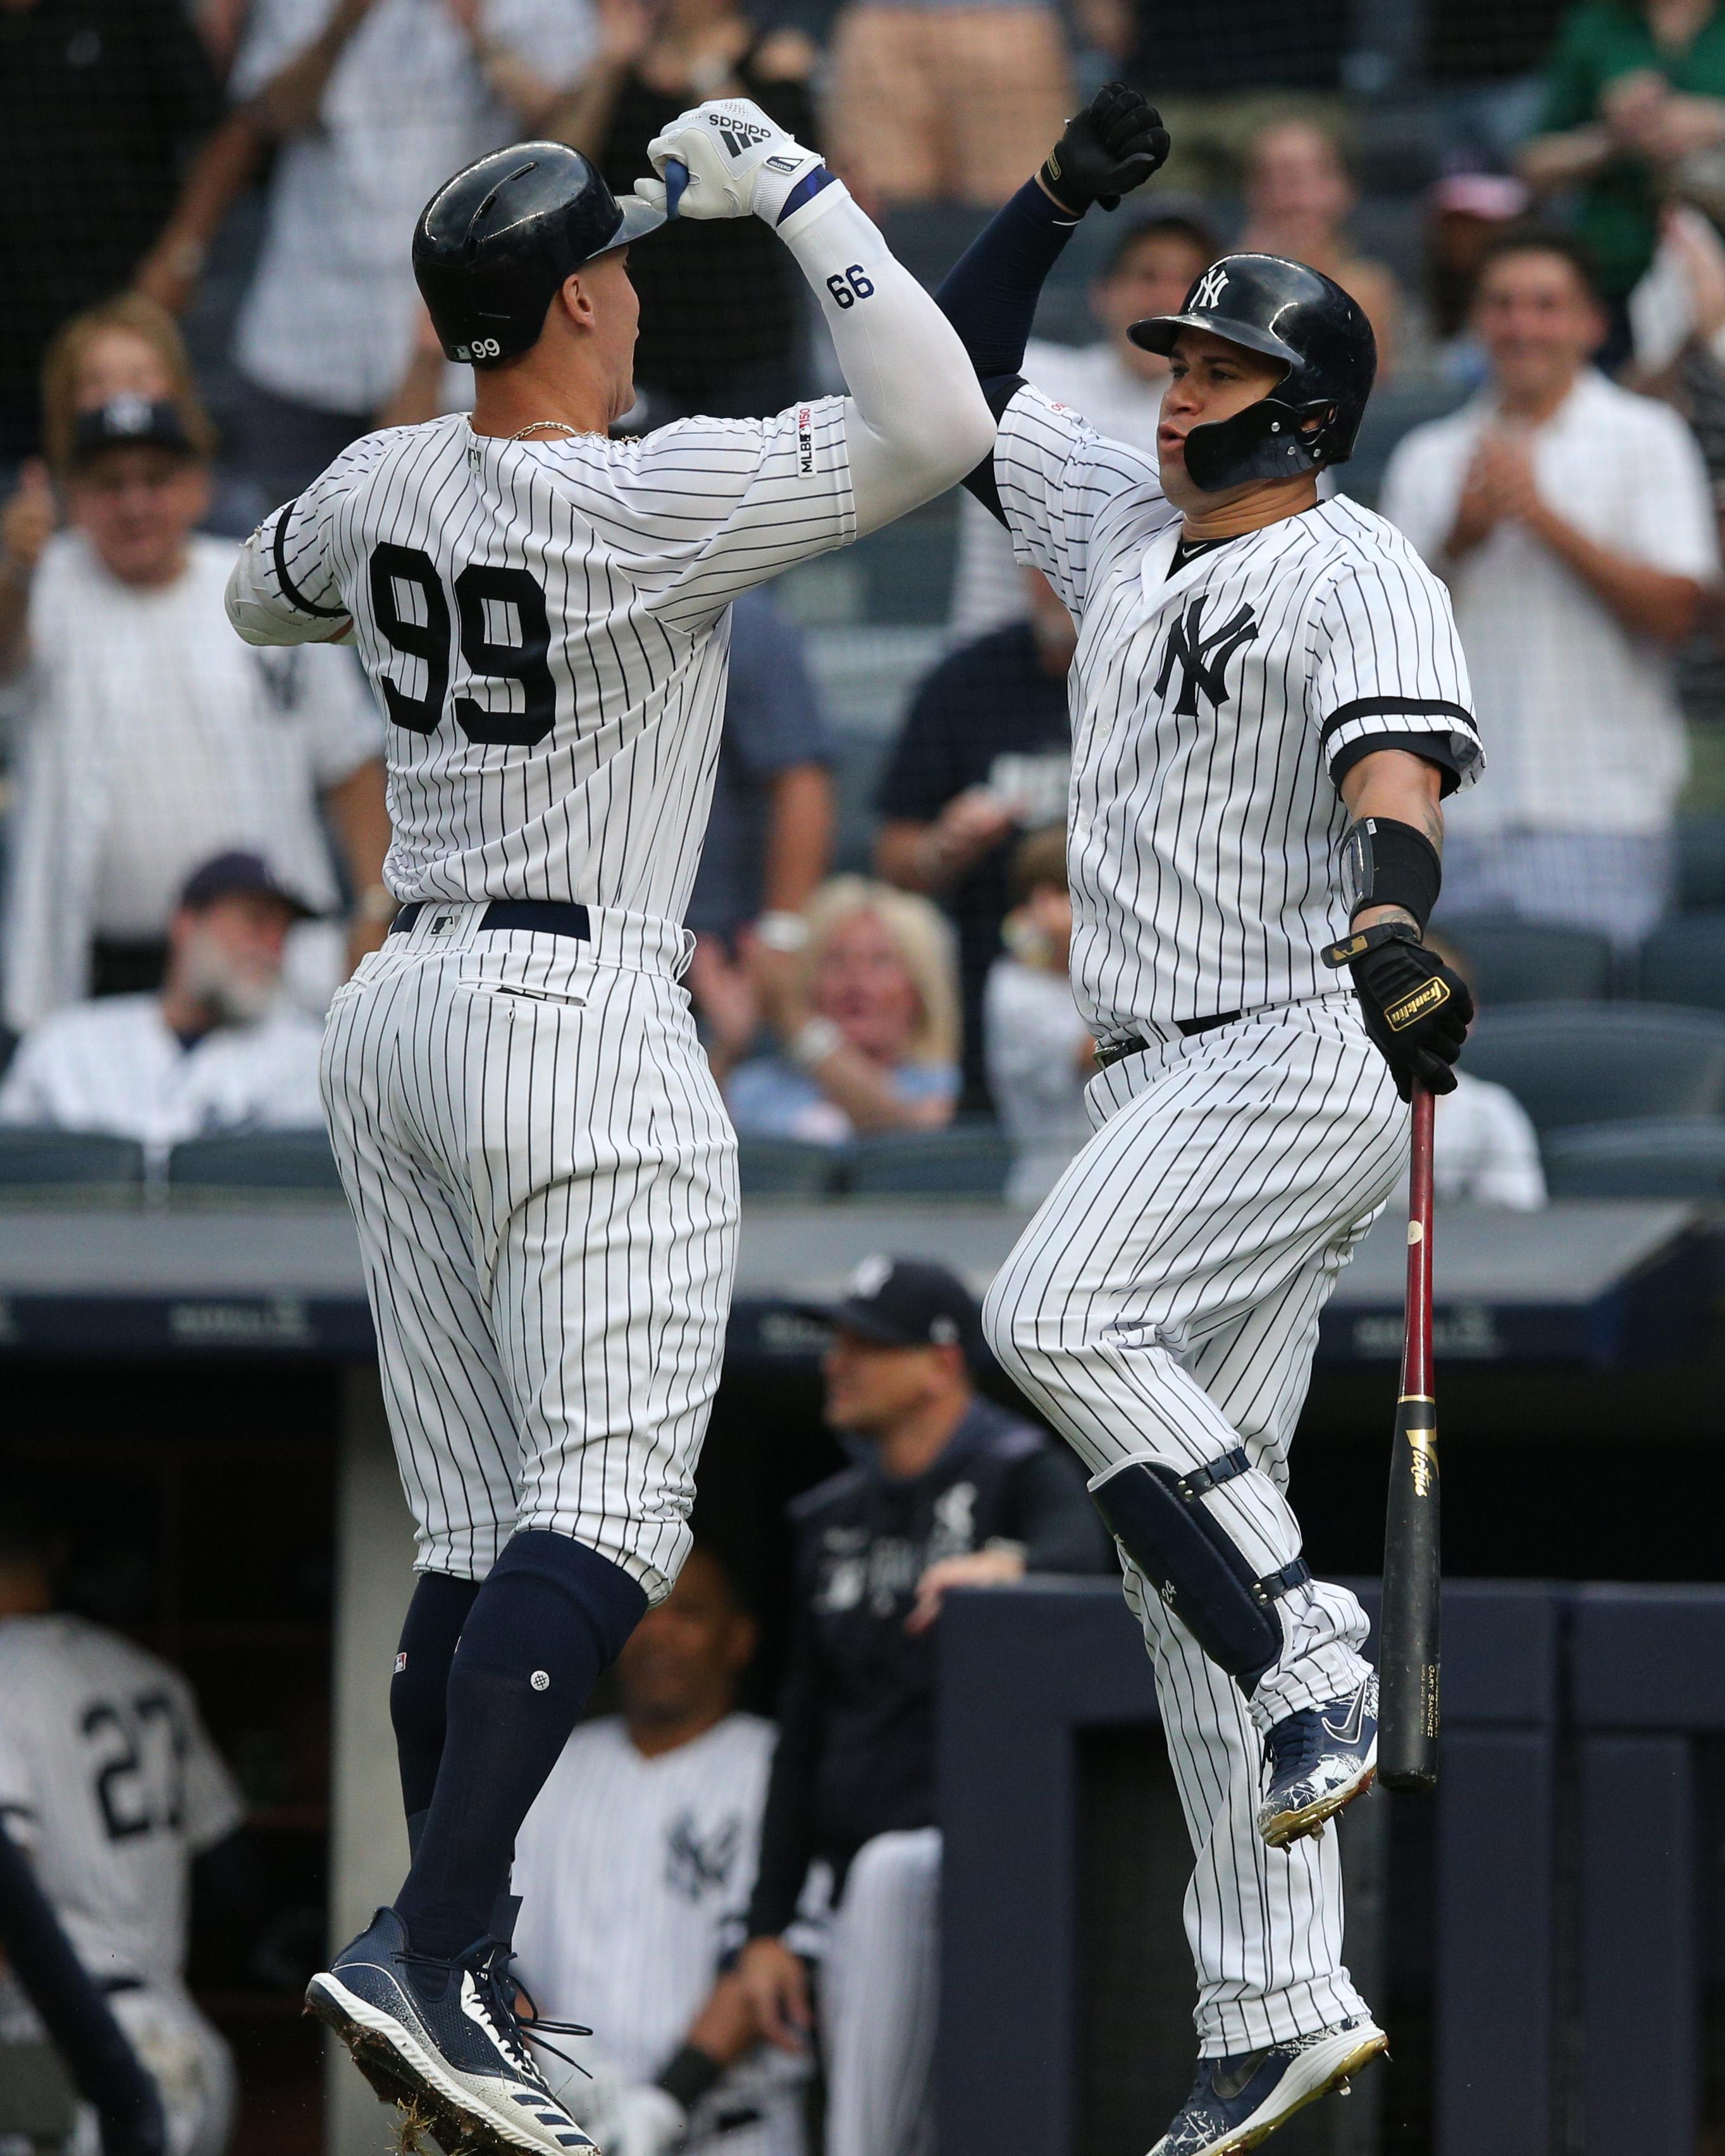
166,1129,343,1192
0,1129,145,1192
1543,1117,1725,1200
1677,817,1725,912
1636,913,1725,1013
1438,917,1613,1004
1462,1003,1725,1134
846,1121,1013,1196
736,1137,838,1198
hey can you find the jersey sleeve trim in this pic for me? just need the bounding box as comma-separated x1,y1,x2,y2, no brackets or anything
1327,728,1477,796
271,501,348,620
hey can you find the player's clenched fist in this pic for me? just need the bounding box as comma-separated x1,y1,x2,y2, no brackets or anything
1040,81,1171,213
643,98,824,223
1322,922,1473,1100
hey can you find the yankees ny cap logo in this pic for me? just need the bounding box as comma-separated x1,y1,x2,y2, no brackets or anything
1194,264,1229,311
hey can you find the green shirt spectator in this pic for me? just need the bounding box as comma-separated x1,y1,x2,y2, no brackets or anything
1523,0,1725,301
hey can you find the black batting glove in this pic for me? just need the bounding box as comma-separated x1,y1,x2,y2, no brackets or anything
1041,83,1170,213
1321,922,1473,1103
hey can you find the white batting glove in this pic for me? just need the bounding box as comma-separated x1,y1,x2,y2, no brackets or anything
641,98,825,224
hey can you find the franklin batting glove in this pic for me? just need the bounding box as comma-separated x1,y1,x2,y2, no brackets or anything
1322,921,1473,1102
1041,82,1171,213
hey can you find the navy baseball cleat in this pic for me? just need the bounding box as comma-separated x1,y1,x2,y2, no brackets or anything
1148,2018,1388,2154
306,1905,596,2155
1256,1673,1378,1848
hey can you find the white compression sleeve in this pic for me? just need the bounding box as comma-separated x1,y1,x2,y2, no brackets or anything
776,182,996,536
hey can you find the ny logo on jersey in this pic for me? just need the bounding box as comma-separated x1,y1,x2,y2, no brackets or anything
665,1809,742,1901
1155,595,1259,717
1192,264,1229,311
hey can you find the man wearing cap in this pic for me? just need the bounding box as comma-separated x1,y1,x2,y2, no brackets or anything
736,1258,1108,2156
930,85,1483,2153
0,849,325,1156
0,387,388,1035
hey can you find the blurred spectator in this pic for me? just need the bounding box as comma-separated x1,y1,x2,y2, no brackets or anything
511,1547,806,2156
736,1257,1109,2156
875,574,1072,1105
1423,173,1531,386
948,207,1216,641
686,590,836,1077
724,879,960,1144
226,0,596,500
0,851,326,1151
555,0,817,418
1520,0,1725,318
822,0,1072,208
0,0,220,466
1380,228,1718,948
0,1486,245,2156
984,827,1093,1207
1235,118,1402,372
1418,936,1547,1211
0,325,387,1031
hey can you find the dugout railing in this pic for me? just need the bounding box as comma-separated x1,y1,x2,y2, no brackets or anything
936,1578,1567,2156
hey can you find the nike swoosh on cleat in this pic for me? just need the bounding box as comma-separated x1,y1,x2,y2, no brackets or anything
1320,1687,1368,1745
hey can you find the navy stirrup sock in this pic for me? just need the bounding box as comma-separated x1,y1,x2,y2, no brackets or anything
390,1571,483,1857
393,1531,646,1960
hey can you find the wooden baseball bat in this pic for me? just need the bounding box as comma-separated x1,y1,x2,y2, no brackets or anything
1380,1081,1440,1791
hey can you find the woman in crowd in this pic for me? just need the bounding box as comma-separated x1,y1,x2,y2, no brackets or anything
553,0,819,418
1236,117,1402,374
725,877,960,1144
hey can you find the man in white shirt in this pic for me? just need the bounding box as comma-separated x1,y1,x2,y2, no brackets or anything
0,1490,247,2156
1380,227,1720,950
0,850,326,1156
228,0,596,498
948,208,1216,640
0,397,388,1031
983,823,1094,1203
511,1547,802,2156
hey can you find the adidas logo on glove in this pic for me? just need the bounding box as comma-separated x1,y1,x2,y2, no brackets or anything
708,113,774,157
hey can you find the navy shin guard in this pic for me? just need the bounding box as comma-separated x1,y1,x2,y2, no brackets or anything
1091,1453,1310,1690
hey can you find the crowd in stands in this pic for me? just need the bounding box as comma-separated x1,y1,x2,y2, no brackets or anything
16,0,1725,1207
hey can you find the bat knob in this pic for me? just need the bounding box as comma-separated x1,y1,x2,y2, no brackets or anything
664,159,689,220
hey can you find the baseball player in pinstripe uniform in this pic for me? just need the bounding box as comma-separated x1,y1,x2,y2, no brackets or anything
223,111,992,2156
936,89,1482,2154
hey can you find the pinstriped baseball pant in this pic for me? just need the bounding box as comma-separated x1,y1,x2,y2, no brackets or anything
321,902,738,1604
982,993,1404,2053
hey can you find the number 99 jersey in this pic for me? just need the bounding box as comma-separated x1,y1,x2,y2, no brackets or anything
0,1613,243,1987
225,402,856,923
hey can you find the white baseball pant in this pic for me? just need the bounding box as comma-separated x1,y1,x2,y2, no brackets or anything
819,1828,942,2156
321,901,739,1602
982,994,1404,2054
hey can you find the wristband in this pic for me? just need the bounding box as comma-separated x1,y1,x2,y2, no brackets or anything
790,1016,843,1069
1320,920,1423,969
1339,816,1441,931
657,2043,723,2113
755,909,809,954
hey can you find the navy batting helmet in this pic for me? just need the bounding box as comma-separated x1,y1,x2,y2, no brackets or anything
1129,254,1376,491
413,142,666,368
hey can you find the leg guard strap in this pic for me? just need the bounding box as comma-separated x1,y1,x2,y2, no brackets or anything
1090,1456,1309,1688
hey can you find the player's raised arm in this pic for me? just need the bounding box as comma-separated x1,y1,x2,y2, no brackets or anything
641,101,994,535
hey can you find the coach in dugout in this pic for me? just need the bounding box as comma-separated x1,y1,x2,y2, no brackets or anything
737,1258,1110,2156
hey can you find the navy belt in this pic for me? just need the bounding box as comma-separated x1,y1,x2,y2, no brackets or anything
391,900,592,941
1097,1011,1242,1069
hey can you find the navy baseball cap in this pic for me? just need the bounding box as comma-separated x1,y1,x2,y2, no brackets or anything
178,850,318,920
797,1255,985,1358
70,396,197,467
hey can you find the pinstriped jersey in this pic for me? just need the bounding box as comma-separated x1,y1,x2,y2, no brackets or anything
0,1615,244,1987
235,402,855,923
992,386,1483,1038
